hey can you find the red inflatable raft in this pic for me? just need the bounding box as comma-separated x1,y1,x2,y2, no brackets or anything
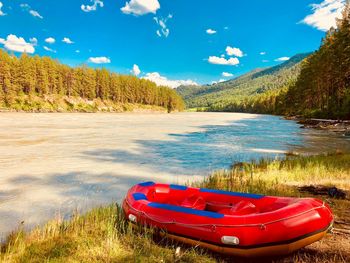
122,182,333,257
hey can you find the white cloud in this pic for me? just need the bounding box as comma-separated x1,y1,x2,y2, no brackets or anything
45,37,55,44
154,15,172,38
208,56,240,66
121,0,160,16
262,60,269,63
222,72,233,77
29,10,43,19
20,4,30,9
260,51,266,55
20,3,43,19
88,56,111,64
206,29,217,34
0,34,35,53
0,2,6,16
75,50,80,53
43,46,56,53
224,26,229,30
302,0,346,31
29,37,38,46
62,37,74,44
81,0,104,12
132,64,141,76
275,57,290,62
226,46,244,57
211,79,226,85
143,72,198,89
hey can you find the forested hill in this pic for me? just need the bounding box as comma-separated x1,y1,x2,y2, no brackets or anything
177,53,309,110
283,3,350,119
178,3,350,119
0,50,184,112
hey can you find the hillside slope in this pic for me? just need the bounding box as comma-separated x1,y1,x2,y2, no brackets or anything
177,53,310,109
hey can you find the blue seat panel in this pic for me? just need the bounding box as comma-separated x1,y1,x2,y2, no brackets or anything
138,181,155,187
133,192,148,201
148,202,224,218
200,188,264,199
169,184,188,190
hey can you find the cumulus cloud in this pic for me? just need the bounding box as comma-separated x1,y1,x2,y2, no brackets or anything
0,34,35,53
29,10,43,19
154,14,172,38
0,2,6,16
62,37,74,44
121,0,160,16
206,29,217,34
208,56,239,66
222,72,233,77
275,57,290,62
45,37,55,44
88,56,111,64
132,64,141,76
262,59,269,63
81,0,104,12
260,51,266,55
143,72,198,89
43,46,57,53
75,50,80,53
302,0,346,31
226,46,244,57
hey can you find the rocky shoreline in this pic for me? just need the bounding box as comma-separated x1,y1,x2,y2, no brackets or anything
286,117,350,136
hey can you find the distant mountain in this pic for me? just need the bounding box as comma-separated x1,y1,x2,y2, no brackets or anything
177,53,310,109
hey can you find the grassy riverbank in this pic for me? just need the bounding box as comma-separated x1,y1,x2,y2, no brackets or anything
1,153,349,262
0,95,172,113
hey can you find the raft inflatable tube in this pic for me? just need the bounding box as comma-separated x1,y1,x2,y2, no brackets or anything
122,182,333,258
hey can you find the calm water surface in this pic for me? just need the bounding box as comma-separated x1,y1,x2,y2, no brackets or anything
0,112,349,240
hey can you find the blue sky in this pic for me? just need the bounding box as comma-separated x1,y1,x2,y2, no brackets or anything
0,0,346,87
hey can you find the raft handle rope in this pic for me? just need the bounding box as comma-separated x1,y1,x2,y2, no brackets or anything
125,199,329,230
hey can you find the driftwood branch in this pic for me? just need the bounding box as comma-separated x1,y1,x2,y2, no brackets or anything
297,185,347,199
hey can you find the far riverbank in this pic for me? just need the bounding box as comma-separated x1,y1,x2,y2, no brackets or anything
285,117,350,136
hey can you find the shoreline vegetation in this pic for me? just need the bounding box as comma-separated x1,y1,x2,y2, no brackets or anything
1,153,349,262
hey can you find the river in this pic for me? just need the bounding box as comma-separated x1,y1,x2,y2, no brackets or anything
0,112,349,240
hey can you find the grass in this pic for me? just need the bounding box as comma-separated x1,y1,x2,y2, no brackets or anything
1,153,349,262
0,94,169,113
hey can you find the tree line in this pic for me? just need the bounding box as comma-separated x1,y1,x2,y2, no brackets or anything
0,50,184,112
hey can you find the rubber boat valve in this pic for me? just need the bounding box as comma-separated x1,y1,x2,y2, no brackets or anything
221,236,240,245
128,214,137,223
